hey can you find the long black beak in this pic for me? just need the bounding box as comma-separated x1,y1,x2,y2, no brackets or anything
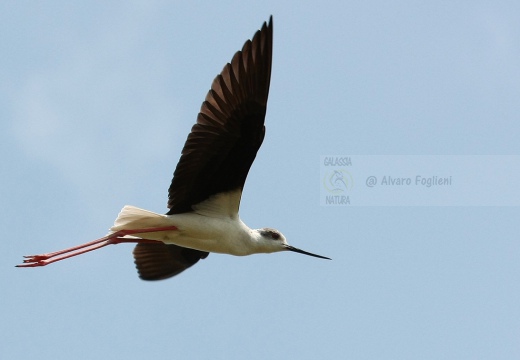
285,245,331,260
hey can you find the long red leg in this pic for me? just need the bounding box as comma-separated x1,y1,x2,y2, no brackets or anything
16,226,178,268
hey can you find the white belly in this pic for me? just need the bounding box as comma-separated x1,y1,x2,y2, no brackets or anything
110,205,255,256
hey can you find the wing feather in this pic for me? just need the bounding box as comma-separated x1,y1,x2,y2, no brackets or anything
167,17,273,214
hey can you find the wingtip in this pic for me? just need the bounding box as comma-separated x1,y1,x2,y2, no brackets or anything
262,15,273,31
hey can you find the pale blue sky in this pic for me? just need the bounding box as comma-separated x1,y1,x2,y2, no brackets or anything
2,1,520,359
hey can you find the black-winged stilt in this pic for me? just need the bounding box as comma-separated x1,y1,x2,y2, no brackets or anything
17,16,330,280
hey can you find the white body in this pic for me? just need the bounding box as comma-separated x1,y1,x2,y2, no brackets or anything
110,190,286,256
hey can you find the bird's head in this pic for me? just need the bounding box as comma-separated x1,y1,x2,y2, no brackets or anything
255,228,331,259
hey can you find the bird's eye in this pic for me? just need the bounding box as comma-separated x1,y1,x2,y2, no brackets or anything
271,232,280,240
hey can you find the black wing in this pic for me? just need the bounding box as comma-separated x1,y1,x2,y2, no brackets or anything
133,243,208,281
167,16,272,214
133,17,273,281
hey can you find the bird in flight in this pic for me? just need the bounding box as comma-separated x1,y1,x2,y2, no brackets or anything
17,16,330,280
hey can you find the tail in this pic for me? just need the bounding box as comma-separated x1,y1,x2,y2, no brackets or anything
110,205,166,233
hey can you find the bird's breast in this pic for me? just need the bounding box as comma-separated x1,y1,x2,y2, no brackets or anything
162,212,255,256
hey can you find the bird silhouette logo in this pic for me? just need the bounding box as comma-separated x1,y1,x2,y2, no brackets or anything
323,170,353,194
